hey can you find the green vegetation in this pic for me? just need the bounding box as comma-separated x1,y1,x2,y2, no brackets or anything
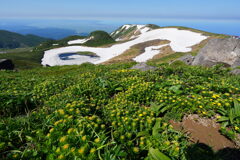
148,52,188,65
0,30,49,49
83,31,115,47
76,51,98,57
0,63,239,159
0,48,42,69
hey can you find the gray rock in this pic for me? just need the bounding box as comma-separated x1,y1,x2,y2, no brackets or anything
130,62,156,71
177,54,195,65
230,69,240,75
0,59,14,70
192,38,240,67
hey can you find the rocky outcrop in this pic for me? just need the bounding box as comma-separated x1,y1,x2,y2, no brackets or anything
230,69,240,75
0,59,14,70
177,54,195,65
130,63,156,71
192,38,240,67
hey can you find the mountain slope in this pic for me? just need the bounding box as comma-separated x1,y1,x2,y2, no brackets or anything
42,27,208,66
110,24,160,41
0,30,49,49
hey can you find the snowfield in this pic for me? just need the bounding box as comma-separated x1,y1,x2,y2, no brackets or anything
42,28,207,66
67,37,93,45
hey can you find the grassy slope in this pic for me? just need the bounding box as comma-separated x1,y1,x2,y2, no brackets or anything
0,63,240,159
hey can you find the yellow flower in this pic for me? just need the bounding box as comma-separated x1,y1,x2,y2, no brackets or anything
202,111,206,115
13,154,18,158
90,148,96,153
133,147,139,153
175,147,180,152
94,138,100,143
235,126,239,131
56,147,61,153
62,144,69,150
78,147,85,154
165,141,170,146
199,106,203,109
216,115,221,119
81,135,87,141
67,128,74,134
59,136,67,143
138,114,143,117
49,128,54,133
58,109,65,115
57,155,64,159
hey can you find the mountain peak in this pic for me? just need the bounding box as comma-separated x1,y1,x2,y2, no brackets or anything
111,24,160,41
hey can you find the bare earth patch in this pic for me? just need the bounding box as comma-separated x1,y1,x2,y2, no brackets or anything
170,114,236,151
150,45,175,60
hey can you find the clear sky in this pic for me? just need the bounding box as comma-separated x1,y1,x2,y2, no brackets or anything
1,0,240,20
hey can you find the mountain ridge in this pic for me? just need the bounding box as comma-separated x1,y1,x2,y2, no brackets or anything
0,30,49,49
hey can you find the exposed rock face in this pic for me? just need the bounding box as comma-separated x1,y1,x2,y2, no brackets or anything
192,38,240,67
230,69,240,75
0,59,14,70
130,63,156,71
177,54,195,65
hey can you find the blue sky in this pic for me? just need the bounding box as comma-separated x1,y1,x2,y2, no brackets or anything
1,0,240,20
0,0,240,36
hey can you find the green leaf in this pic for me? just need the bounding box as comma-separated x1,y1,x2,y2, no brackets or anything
234,100,240,117
150,103,164,113
152,118,162,138
26,136,33,142
217,116,229,122
137,131,150,137
149,148,171,160
115,87,123,91
169,85,182,95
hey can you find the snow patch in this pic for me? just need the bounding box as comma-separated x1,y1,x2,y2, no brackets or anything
133,44,169,62
68,37,93,45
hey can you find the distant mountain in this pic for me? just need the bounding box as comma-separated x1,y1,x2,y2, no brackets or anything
0,25,86,40
0,30,49,49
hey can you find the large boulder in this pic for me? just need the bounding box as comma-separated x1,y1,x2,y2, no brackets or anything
192,38,240,67
130,62,156,71
0,59,14,70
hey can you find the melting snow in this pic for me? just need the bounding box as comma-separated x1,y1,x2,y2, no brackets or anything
68,37,93,45
42,28,207,66
133,44,169,62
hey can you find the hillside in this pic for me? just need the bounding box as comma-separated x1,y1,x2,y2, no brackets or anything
42,25,208,66
0,30,49,49
110,24,160,41
67,30,115,47
0,63,240,159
